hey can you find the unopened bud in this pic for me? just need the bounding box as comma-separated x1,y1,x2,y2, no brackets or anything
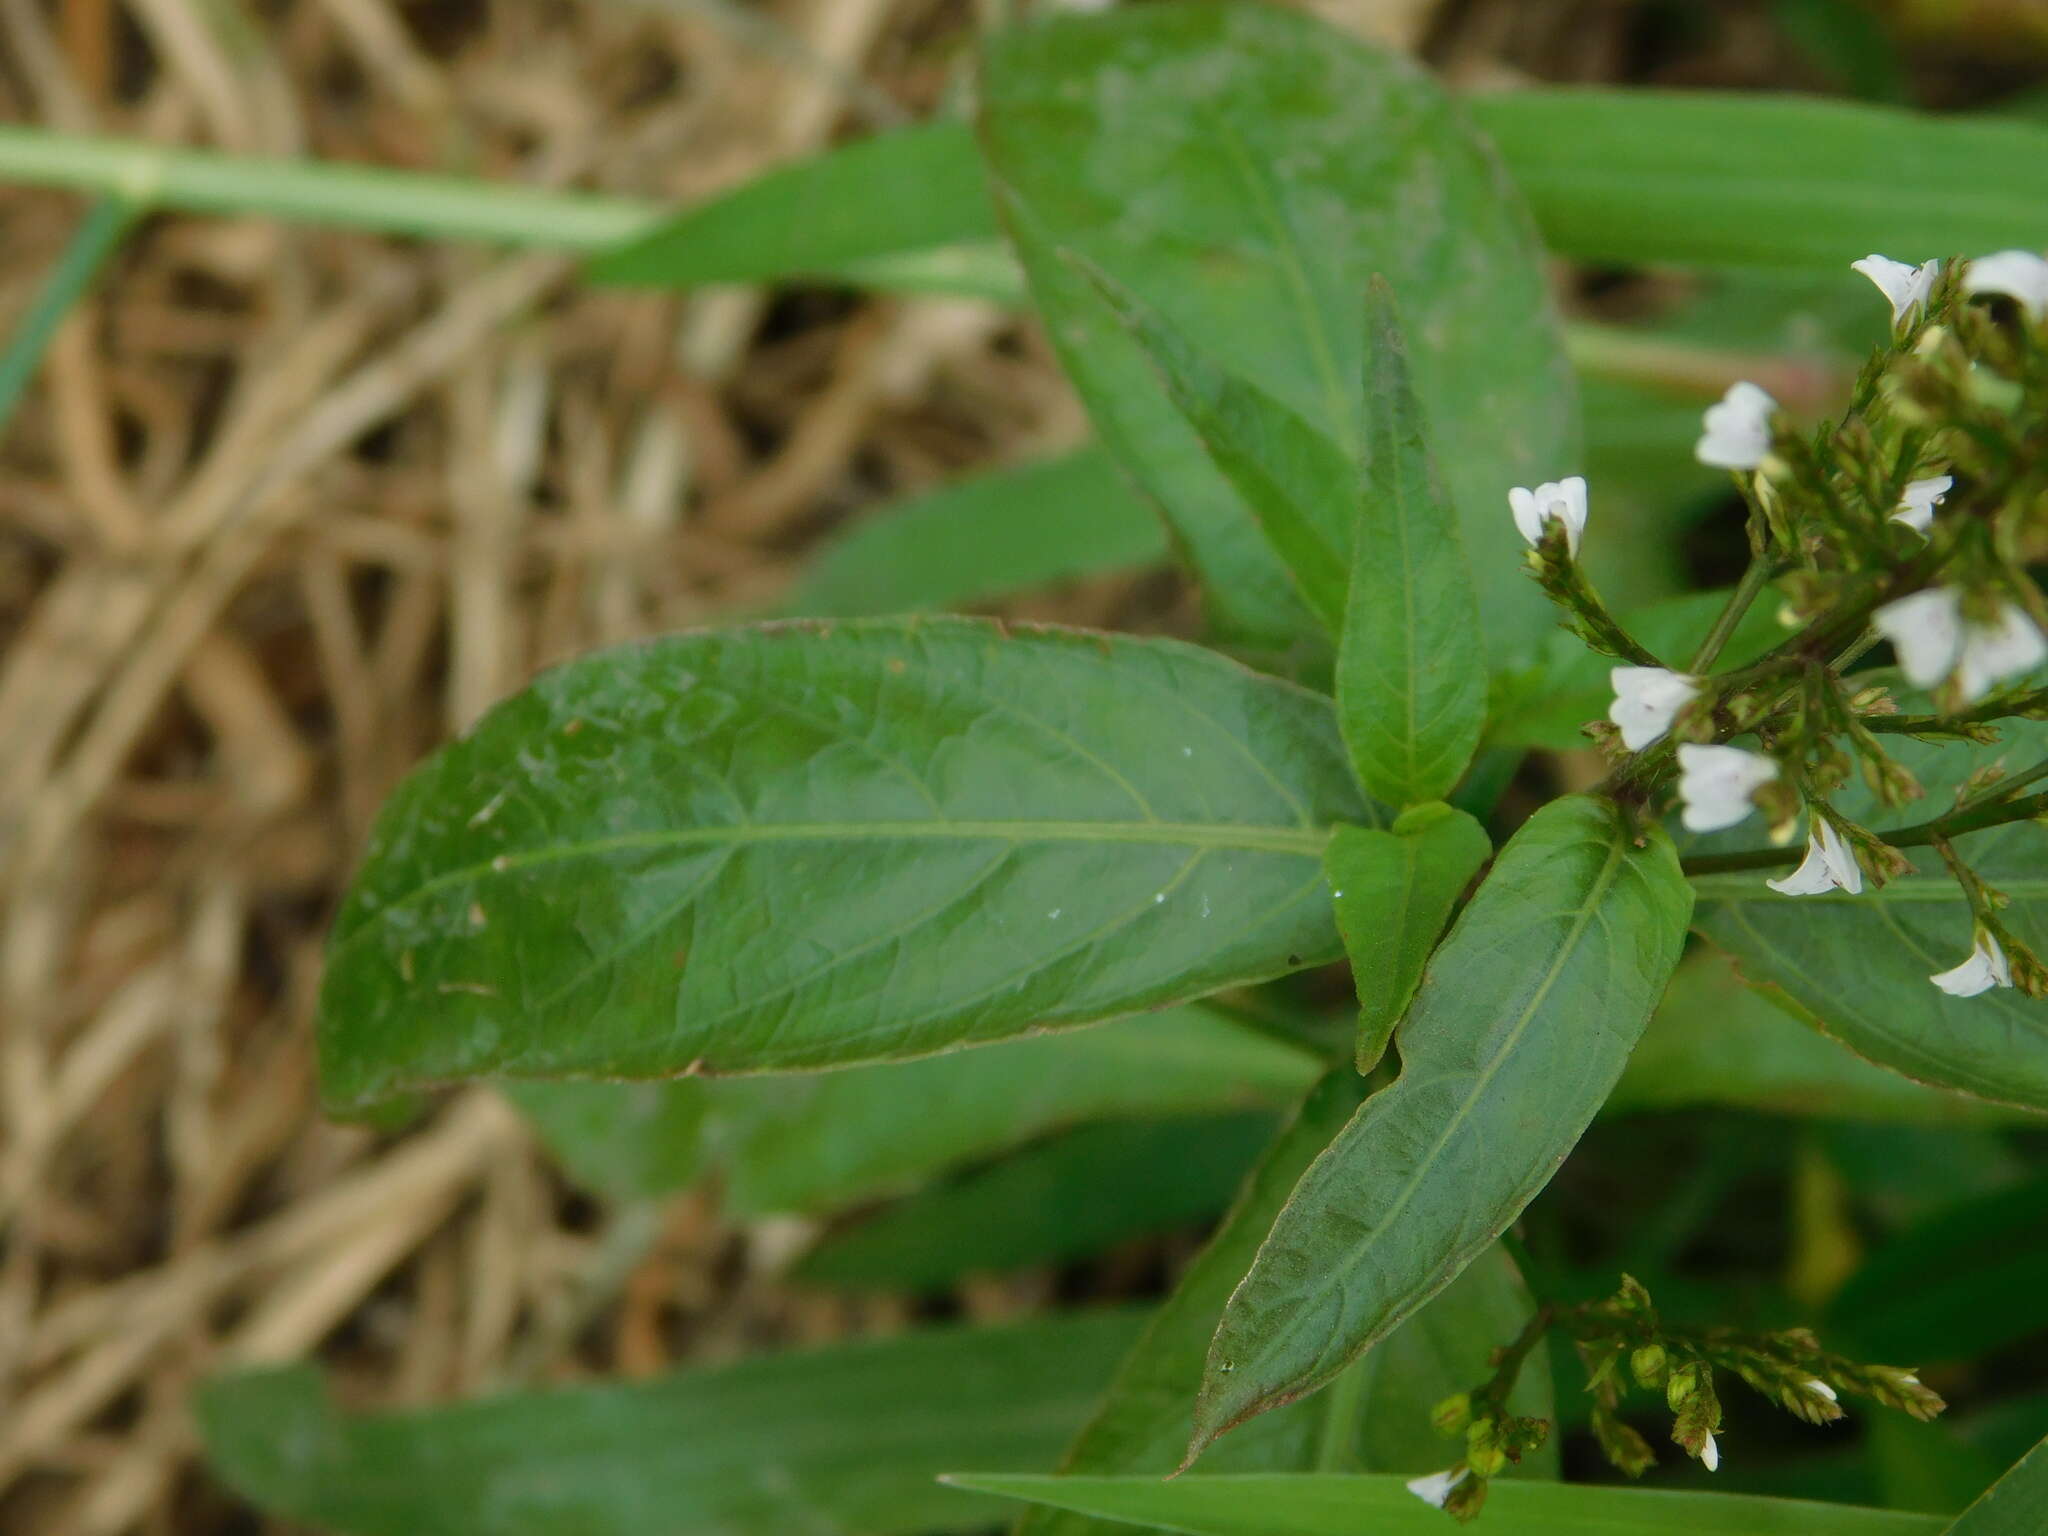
1666,1362,1701,1412
1431,1393,1473,1436
1631,1344,1668,1389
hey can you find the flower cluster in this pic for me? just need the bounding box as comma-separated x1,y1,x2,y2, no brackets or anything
1510,247,2048,999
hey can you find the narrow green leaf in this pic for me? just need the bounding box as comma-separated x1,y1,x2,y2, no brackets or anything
979,3,1575,661
1688,711,2048,1110
1470,89,2048,270
787,446,1166,618
511,1005,1318,1211
1335,284,1486,805
196,1312,1147,1536
1326,805,1492,1073
1020,1074,1553,1536
317,617,1369,1112
0,197,132,437
1946,1434,2048,1535
587,121,991,290
1190,795,1692,1459
798,1112,1276,1290
958,1472,1944,1536
1094,277,1353,631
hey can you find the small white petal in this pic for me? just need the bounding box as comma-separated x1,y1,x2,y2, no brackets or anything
1957,603,2048,704
1405,1468,1468,1509
1931,933,2013,997
1766,819,1860,897
1806,1379,1840,1404
1872,588,1964,689
1852,255,1941,325
1608,666,1700,751
1700,1431,1721,1472
1964,250,2048,319
1508,476,1588,556
1696,382,1777,470
1677,744,1777,833
1890,474,1953,536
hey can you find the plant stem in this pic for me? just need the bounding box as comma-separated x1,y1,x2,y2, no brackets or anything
1955,755,2048,814
1480,1306,1557,1411
1865,689,2048,735
1681,789,2048,876
1690,556,1776,674
0,195,133,436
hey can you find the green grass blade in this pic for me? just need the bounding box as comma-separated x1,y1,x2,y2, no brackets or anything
0,196,132,436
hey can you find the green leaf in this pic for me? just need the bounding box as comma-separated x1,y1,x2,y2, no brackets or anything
1097,277,1354,633
958,1472,1945,1536
1336,283,1486,805
1610,949,2034,1125
197,1311,1147,1536
1020,1074,1552,1536
1828,1172,2048,1365
979,3,1575,660
708,1007,1319,1214
1190,795,1692,1458
512,1005,1318,1212
1326,806,1491,1073
586,120,1004,294
1689,713,2048,1109
797,1111,1276,1290
1947,1434,2048,1535
786,446,1167,618
1470,89,2048,270
317,617,1369,1112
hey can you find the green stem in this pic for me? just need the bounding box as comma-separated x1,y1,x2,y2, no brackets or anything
1690,557,1776,674
0,196,134,436
1480,1306,1557,1412
1681,789,2048,877
1866,689,2048,736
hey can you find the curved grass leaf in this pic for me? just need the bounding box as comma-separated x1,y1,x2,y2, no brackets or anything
1947,1434,2048,1535
786,446,1166,618
1326,805,1492,1073
317,618,1368,1112
1336,283,1485,806
1689,713,2048,1109
1190,796,1692,1459
957,1472,1943,1536
979,3,1574,660
1019,1074,1552,1536
798,1111,1277,1290
197,1311,1147,1536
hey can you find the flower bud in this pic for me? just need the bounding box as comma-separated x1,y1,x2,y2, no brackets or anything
1631,1344,1668,1389
1431,1393,1473,1436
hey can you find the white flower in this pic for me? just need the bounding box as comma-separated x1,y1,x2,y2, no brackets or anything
1509,476,1588,557
1873,588,1965,688
1931,931,2013,997
1609,666,1700,751
1890,474,1952,536
1405,1468,1468,1509
1700,1430,1721,1472
1676,744,1777,833
1852,255,1941,326
1767,818,1863,896
1963,250,2048,319
1806,1379,1839,1404
1696,382,1777,470
1957,603,2048,703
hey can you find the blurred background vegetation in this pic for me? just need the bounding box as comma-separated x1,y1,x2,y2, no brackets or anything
3,0,2048,1531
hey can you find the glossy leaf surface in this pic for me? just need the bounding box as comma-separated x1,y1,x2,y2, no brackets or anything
318,618,1368,1111
1946,1434,2048,1536
1192,796,1692,1457
1326,806,1491,1073
980,2,1574,658
198,1312,1146,1536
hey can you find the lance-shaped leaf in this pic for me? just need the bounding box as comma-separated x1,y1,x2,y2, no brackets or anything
1188,795,1692,1459
1337,283,1487,806
1019,1074,1552,1536
1947,1433,2048,1536
1688,709,2048,1110
197,1311,1147,1536
957,1472,1944,1536
1326,805,1492,1073
317,618,1368,1112
979,2,1575,661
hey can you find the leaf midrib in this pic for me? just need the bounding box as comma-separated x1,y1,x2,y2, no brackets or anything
337,818,1335,952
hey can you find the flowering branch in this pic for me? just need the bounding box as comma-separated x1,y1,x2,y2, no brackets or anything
1680,787,2048,877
